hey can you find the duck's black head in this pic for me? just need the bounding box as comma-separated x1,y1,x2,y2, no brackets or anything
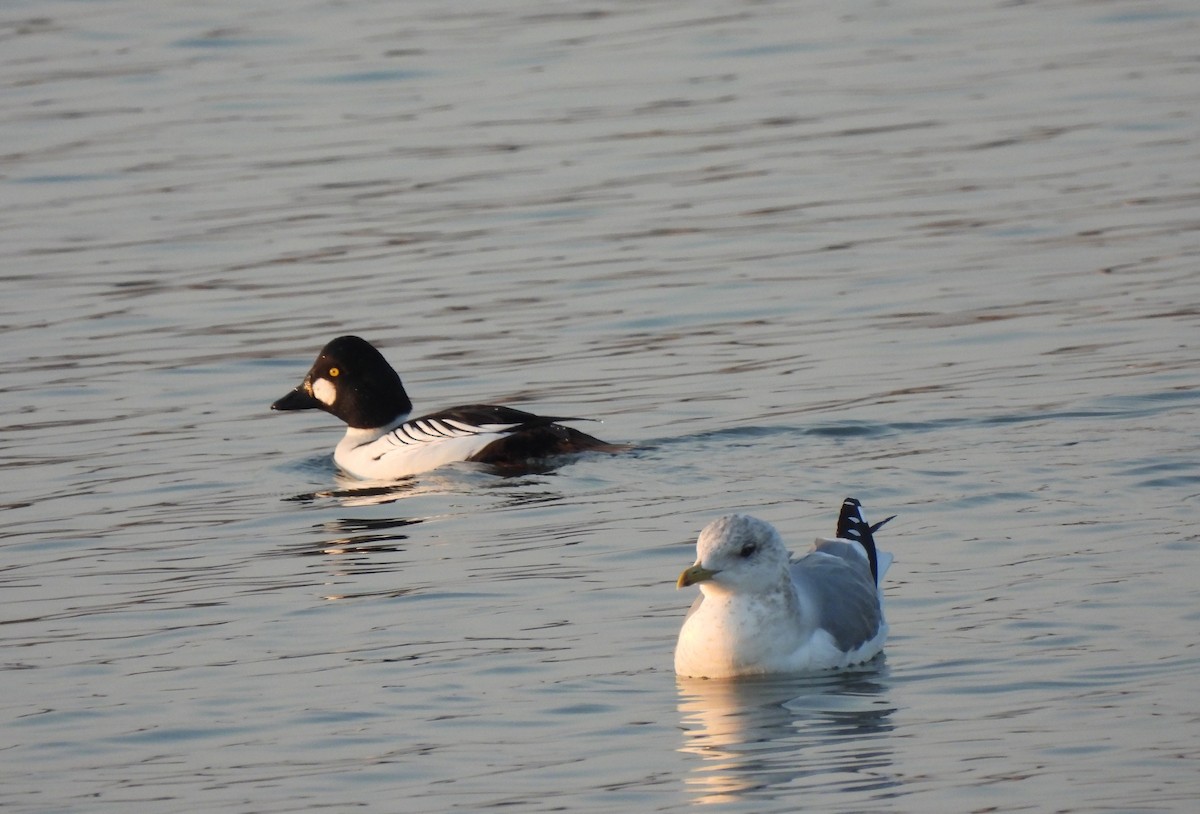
271,335,413,429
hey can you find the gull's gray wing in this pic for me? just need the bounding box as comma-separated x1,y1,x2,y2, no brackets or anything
790,542,883,651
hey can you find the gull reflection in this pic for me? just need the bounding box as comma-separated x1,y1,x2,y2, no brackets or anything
676,664,898,805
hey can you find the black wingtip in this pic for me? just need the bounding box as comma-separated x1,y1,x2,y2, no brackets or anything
870,515,896,534
836,497,892,584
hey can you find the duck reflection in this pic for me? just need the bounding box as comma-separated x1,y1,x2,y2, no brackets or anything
275,474,434,561
286,466,567,508
275,469,575,576
676,665,898,805
285,471,434,508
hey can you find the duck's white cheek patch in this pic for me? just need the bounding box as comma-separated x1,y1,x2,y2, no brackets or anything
312,378,337,406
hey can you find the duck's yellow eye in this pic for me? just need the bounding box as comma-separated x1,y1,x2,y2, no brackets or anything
329,367,340,377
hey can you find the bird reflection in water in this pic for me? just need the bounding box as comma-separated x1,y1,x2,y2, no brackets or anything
280,483,426,556
275,470,575,601
676,666,899,805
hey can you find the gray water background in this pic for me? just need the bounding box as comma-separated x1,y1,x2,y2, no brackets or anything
3,0,1199,811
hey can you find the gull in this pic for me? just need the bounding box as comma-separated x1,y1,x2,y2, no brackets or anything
674,498,894,679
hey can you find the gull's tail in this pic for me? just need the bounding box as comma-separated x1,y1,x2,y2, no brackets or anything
836,497,895,585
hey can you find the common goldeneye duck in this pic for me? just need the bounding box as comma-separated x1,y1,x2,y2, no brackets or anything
674,498,895,678
271,335,618,480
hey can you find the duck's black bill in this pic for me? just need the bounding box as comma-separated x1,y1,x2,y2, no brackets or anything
271,388,321,411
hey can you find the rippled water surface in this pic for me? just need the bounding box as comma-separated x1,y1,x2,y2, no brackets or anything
3,0,1199,811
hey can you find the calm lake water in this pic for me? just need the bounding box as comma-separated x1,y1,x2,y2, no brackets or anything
3,0,1199,811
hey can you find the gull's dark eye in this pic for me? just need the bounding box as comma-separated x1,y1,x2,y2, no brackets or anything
739,542,757,558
